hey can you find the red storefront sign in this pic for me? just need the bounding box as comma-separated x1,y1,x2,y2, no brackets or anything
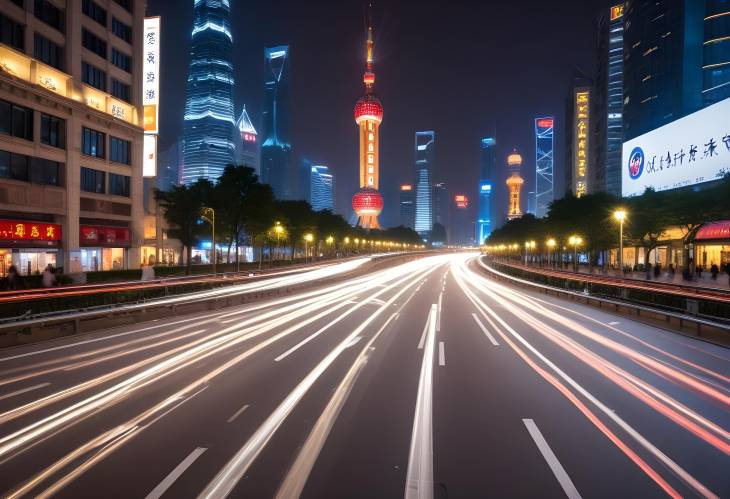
695,221,730,241
80,226,131,246
0,220,61,242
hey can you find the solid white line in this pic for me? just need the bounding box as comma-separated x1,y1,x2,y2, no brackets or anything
0,383,51,402
346,336,362,348
404,304,437,499
471,313,499,346
227,404,250,424
522,419,581,499
146,447,207,499
438,342,445,366
608,321,620,325
417,315,429,350
436,292,443,332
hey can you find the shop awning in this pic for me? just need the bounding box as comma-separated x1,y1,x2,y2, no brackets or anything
695,220,730,241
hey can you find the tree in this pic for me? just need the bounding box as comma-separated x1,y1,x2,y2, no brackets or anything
276,200,316,261
241,182,276,269
215,165,260,263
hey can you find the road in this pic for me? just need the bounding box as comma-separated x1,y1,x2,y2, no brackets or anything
0,253,727,498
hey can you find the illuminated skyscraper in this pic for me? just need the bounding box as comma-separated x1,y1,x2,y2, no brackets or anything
352,20,384,229
565,79,592,197
261,45,293,199
310,165,335,212
452,195,472,246
235,106,259,172
399,185,415,228
414,131,435,236
181,0,236,184
506,150,524,220
534,118,554,217
476,137,495,244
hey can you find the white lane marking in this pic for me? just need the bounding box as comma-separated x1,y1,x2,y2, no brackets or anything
608,321,620,326
436,292,443,332
369,298,387,306
142,385,209,429
404,304,437,499
471,313,499,346
146,447,207,499
417,315,429,350
0,383,51,402
227,404,250,424
522,419,581,499
438,342,446,366
346,336,362,348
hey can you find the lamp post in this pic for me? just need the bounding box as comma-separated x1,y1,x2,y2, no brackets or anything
274,222,284,263
304,233,313,263
547,239,556,269
326,235,334,258
569,235,582,272
613,209,627,275
200,207,215,275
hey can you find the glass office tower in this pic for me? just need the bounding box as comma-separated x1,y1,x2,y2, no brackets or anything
181,0,236,184
414,131,435,237
534,118,554,216
704,0,730,105
476,137,495,244
261,45,293,199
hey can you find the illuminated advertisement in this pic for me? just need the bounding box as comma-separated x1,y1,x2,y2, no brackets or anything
143,17,161,134
0,220,61,242
621,97,730,196
143,135,157,178
480,182,492,193
610,4,624,21
573,90,590,197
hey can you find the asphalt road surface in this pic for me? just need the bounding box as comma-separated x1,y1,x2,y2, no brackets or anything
0,253,727,498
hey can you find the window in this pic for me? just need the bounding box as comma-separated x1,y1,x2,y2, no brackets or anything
40,113,65,149
30,157,62,186
112,17,131,43
80,167,105,193
0,150,29,181
82,61,106,91
113,0,133,13
111,48,131,72
111,79,131,103
34,33,63,70
82,127,105,158
109,173,130,197
0,13,25,50
110,137,131,165
82,0,107,26
34,0,64,33
82,28,107,58
0,100,33,141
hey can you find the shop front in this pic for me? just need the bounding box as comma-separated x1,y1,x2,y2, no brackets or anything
79,225,131,272
0,219,62,276
693,220,730,270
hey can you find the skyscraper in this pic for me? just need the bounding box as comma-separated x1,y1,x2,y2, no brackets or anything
399,185,416,229
261,46,292,199
593,5,624,196
565,79,592,197
235,106,259,172
704,1,730,106
534,118,554,217
452,195,472,246
310,165,335,212
181,0,236,184
414,131,435,237
476,137,496,244
432,182,448,243
352,21,384,229
506,150,524,220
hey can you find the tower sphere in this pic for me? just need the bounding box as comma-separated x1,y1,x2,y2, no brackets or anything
354,95,384,124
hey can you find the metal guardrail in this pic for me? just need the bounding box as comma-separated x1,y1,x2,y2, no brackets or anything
478,258,730,345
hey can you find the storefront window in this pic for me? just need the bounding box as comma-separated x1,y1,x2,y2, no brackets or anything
0,249,11,276
13,249,57,275
81,247,126,271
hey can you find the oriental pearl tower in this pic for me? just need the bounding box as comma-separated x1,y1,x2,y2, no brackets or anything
352,12,384,229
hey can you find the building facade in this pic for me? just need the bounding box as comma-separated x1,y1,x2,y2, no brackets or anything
704,1,730,106
476,137,495,244
593,5,624,196
235,105,258,172
506,150,524,220
431,181,447,242
261,45,292,199
0,0,145,275
451,194,472,246
414,130,435,237
534,118,554,216
399,184,415,229
565,80,592,197
309,164,334,212
181,0,236,184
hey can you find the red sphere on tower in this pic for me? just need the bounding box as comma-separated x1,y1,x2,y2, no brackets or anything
352,189,384,217
354,95,383,124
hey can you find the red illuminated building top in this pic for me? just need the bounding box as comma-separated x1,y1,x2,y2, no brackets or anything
354,13,383,125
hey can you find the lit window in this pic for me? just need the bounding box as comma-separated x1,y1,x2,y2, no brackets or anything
368,122,374,131
368,133,374,141
368,176,374,185
368,143,374,152
368,166,374,173
368,155,374,164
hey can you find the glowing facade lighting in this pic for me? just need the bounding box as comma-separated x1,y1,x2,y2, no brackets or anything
572,89,591,197
506,149,524,220
476,137,496,244
414,131,436,236
535,117,554,218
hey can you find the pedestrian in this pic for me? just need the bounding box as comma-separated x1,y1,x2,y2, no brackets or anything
7,264,18,290
697,264,703,278
42,264,55,287
711,263,719,280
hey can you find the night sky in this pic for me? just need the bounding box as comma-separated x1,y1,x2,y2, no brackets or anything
147,0,611,227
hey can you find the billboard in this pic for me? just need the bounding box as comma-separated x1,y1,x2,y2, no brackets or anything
143,17,161,134
573,90,590,198
143,135,157,177
622,97,730,197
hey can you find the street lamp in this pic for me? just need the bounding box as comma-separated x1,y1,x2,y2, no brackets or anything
200,207,216,274
569,235,583,272
274,222,284,263
304,233,314,263
613,209,627,274
547,238,556,268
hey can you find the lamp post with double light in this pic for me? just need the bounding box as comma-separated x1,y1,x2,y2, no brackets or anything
547,239,556,269
613,209,627,274
568,235,583,272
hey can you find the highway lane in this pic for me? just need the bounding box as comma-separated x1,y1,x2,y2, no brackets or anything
0,252,727,497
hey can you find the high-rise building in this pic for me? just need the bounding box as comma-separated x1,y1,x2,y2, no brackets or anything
399,184,415,228
704,1,730,106
534,118,554,217
235,106,258,172
506,150,524,220
452,195,472,246
593,6,624,196
432,182,448,242
261,45,292,199
565,79,592,197
623,1,705,141
414,131,435,236
0,0,146,274
309,164,335,212
352,21,384,229
181,0,236,184
156,140,183,192
476,137,495,244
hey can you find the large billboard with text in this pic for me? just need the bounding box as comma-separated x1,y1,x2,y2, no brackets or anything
622,97,730,196
143,17,161,134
